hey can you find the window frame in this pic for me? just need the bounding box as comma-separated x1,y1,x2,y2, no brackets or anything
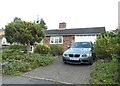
50,36,63,44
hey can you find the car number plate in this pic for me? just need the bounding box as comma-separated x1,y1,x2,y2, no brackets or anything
70,58,79,60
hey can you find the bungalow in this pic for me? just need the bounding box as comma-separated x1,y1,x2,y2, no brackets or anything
43,22,106,50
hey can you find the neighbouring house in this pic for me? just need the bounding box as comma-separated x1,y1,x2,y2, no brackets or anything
43,22,106,50
0,29,10,46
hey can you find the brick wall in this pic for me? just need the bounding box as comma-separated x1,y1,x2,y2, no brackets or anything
63,35,74,50
43,35,75,50
59,22,66,29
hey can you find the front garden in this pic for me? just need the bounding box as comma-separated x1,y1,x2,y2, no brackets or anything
2,44,64,75
2,18,64,76
90,30,120,85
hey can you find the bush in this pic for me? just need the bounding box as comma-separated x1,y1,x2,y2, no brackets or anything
0,50,2,62
48,44,64,56
2,44,57,75
93,33,117,60
34,44,51,54
2,61,31,75
5,44,27,52
0,57,2,62
89,59,119,84
90,30,120,85
2,51,56,75
115,44,120,56
2,49,24,62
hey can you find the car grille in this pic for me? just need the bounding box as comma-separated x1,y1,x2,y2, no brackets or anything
69,54,80,57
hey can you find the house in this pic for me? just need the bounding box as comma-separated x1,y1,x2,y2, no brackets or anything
0,29,4,38
43,22,106,50
0,22,106,50
0,29,10,46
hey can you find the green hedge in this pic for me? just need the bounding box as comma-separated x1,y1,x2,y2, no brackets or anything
34,44,51,54
48,44,64,56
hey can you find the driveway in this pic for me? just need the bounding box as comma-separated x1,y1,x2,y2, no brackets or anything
23,57,93,84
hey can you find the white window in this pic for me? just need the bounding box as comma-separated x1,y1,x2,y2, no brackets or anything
50,36,63,44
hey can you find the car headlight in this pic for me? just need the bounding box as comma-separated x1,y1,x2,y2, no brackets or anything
82,54,92,57
82,54,87,57
63,54,69,57
88,53,92,57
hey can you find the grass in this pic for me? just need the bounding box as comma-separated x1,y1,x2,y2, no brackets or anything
89,59,119,84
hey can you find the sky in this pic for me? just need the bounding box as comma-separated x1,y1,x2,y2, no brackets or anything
0,0,119,31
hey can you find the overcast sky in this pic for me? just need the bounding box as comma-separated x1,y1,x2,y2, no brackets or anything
0,0,119,31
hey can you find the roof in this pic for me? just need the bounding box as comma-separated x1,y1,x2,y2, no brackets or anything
45,27,106,36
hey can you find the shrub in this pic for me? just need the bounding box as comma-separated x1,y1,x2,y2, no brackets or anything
48,44,64,56
2,52,56,75
0,50,2,62
90,59,118,84
2,49,24,62
2,61,31,75
0,57,2,62
90,30,120,84
93,33,116,60
34,44,51,54
5,44,27,52
115,44,120,56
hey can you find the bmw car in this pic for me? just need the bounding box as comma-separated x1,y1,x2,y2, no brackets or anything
62,42,95,65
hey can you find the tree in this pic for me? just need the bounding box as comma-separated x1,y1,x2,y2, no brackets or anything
5,22,16,44
13,17,21,21
5,19,45,54
39,18,47,30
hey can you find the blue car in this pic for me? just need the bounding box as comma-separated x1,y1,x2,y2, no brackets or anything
62,42,95,65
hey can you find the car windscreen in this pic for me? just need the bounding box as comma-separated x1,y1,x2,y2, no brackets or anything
70,42,91,48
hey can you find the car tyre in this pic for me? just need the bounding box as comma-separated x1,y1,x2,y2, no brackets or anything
89,59,94,65
63,59,66,63
63,60,67,64
63,62,67,64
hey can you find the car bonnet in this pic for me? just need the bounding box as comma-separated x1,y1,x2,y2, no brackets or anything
63,48,92,54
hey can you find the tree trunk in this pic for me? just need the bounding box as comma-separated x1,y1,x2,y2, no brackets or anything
27,42,30,55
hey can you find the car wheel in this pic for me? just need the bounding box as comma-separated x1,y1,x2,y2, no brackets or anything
63,61,67,64
92,53,96,61
89,59,94,65
63,59,66,64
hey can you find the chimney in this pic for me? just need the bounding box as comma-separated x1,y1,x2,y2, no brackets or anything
59,22,66,29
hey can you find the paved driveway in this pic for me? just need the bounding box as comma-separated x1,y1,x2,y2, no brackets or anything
23,57,93,84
